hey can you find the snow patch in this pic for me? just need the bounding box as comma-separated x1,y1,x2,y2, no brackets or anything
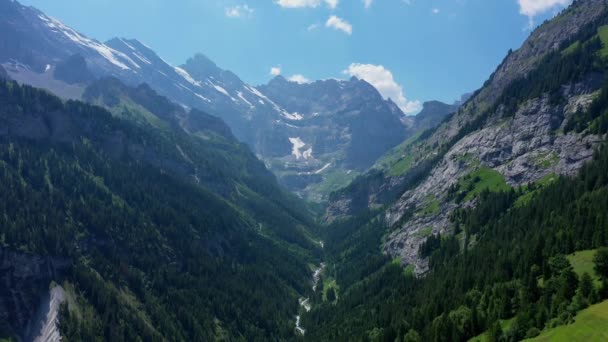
237,91,254,108
208,80,230,97
194,93,211,102
133,52,152,65
174,67,201,87
289,137,313,160
44,64,51,72
283,112,304,121
314,163,331,174
37,14,140,70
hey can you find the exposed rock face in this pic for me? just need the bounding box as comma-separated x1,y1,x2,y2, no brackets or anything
0,248,68,340
27,286,66,342
54,54,94,85
385,83,603,275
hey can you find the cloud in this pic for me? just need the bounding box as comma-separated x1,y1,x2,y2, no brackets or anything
326,15,352,35
275,0,338,9
288,74,311,84
307,23,320,31
225,5,254,18
517,0,571,17
363,0,373,8
270,67,282,76
344,63,421,114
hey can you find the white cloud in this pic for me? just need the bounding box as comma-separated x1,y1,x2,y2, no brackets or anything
517,0,571,17
344,63,421,114
363,0,373,8
307,23,320,31
326,15,352,35
270,67,282,76
325,0,339,9
225,5,254,18
275,0,338,9
288,74,311,84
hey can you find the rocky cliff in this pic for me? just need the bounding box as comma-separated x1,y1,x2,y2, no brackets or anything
0,248,68,339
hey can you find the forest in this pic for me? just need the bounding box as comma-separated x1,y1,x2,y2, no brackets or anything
0,79,321,341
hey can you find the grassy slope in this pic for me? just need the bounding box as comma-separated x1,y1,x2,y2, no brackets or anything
526,300,608,341
567,249,602,287
470,250,602,342
305,169,360,202
598,25,608,57
373,131,423,176
454,166,511,202
468,318,515,342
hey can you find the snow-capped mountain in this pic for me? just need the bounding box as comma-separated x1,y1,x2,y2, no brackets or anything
0,0,284,146
0,0,449,200
258,76,409,171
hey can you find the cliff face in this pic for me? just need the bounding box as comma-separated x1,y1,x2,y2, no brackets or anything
385,79,603,274
0,248,68,339
325,0,608,273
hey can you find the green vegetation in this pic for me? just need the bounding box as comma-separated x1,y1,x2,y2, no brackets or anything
404,264,416,277
514,173,559,207
420,195,441,216
389,154,415,176
568,250,603,287
322,278,340,303
533,151,559,169
448,166,510,203
526,300,608,341
562,41,581,56
374,131,423,172
468,318,515,342
415,226,434,238
598,25,608,58
305,168,359,202
0,79,320,341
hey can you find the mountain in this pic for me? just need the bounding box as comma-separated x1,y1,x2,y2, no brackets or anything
256,75,414,200
305,0,608,340
413,100,460,132
0,74,322,340
0,0,452,201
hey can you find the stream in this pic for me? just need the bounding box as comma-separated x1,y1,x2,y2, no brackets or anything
295,241,326,336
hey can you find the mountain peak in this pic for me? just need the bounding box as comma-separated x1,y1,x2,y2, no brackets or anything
268,75,288,86
182,53,219,76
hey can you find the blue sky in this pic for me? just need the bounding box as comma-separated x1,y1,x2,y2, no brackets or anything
20,0,572,112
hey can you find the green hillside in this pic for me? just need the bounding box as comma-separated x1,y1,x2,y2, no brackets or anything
0,79,319,341
527,300,608,342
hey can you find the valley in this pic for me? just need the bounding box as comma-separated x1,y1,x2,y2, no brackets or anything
1,0,608,341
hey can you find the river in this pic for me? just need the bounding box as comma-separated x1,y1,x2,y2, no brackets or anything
295,256,326,335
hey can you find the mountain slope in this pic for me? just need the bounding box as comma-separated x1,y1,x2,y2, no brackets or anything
0,77,320,341
302,1,608,340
